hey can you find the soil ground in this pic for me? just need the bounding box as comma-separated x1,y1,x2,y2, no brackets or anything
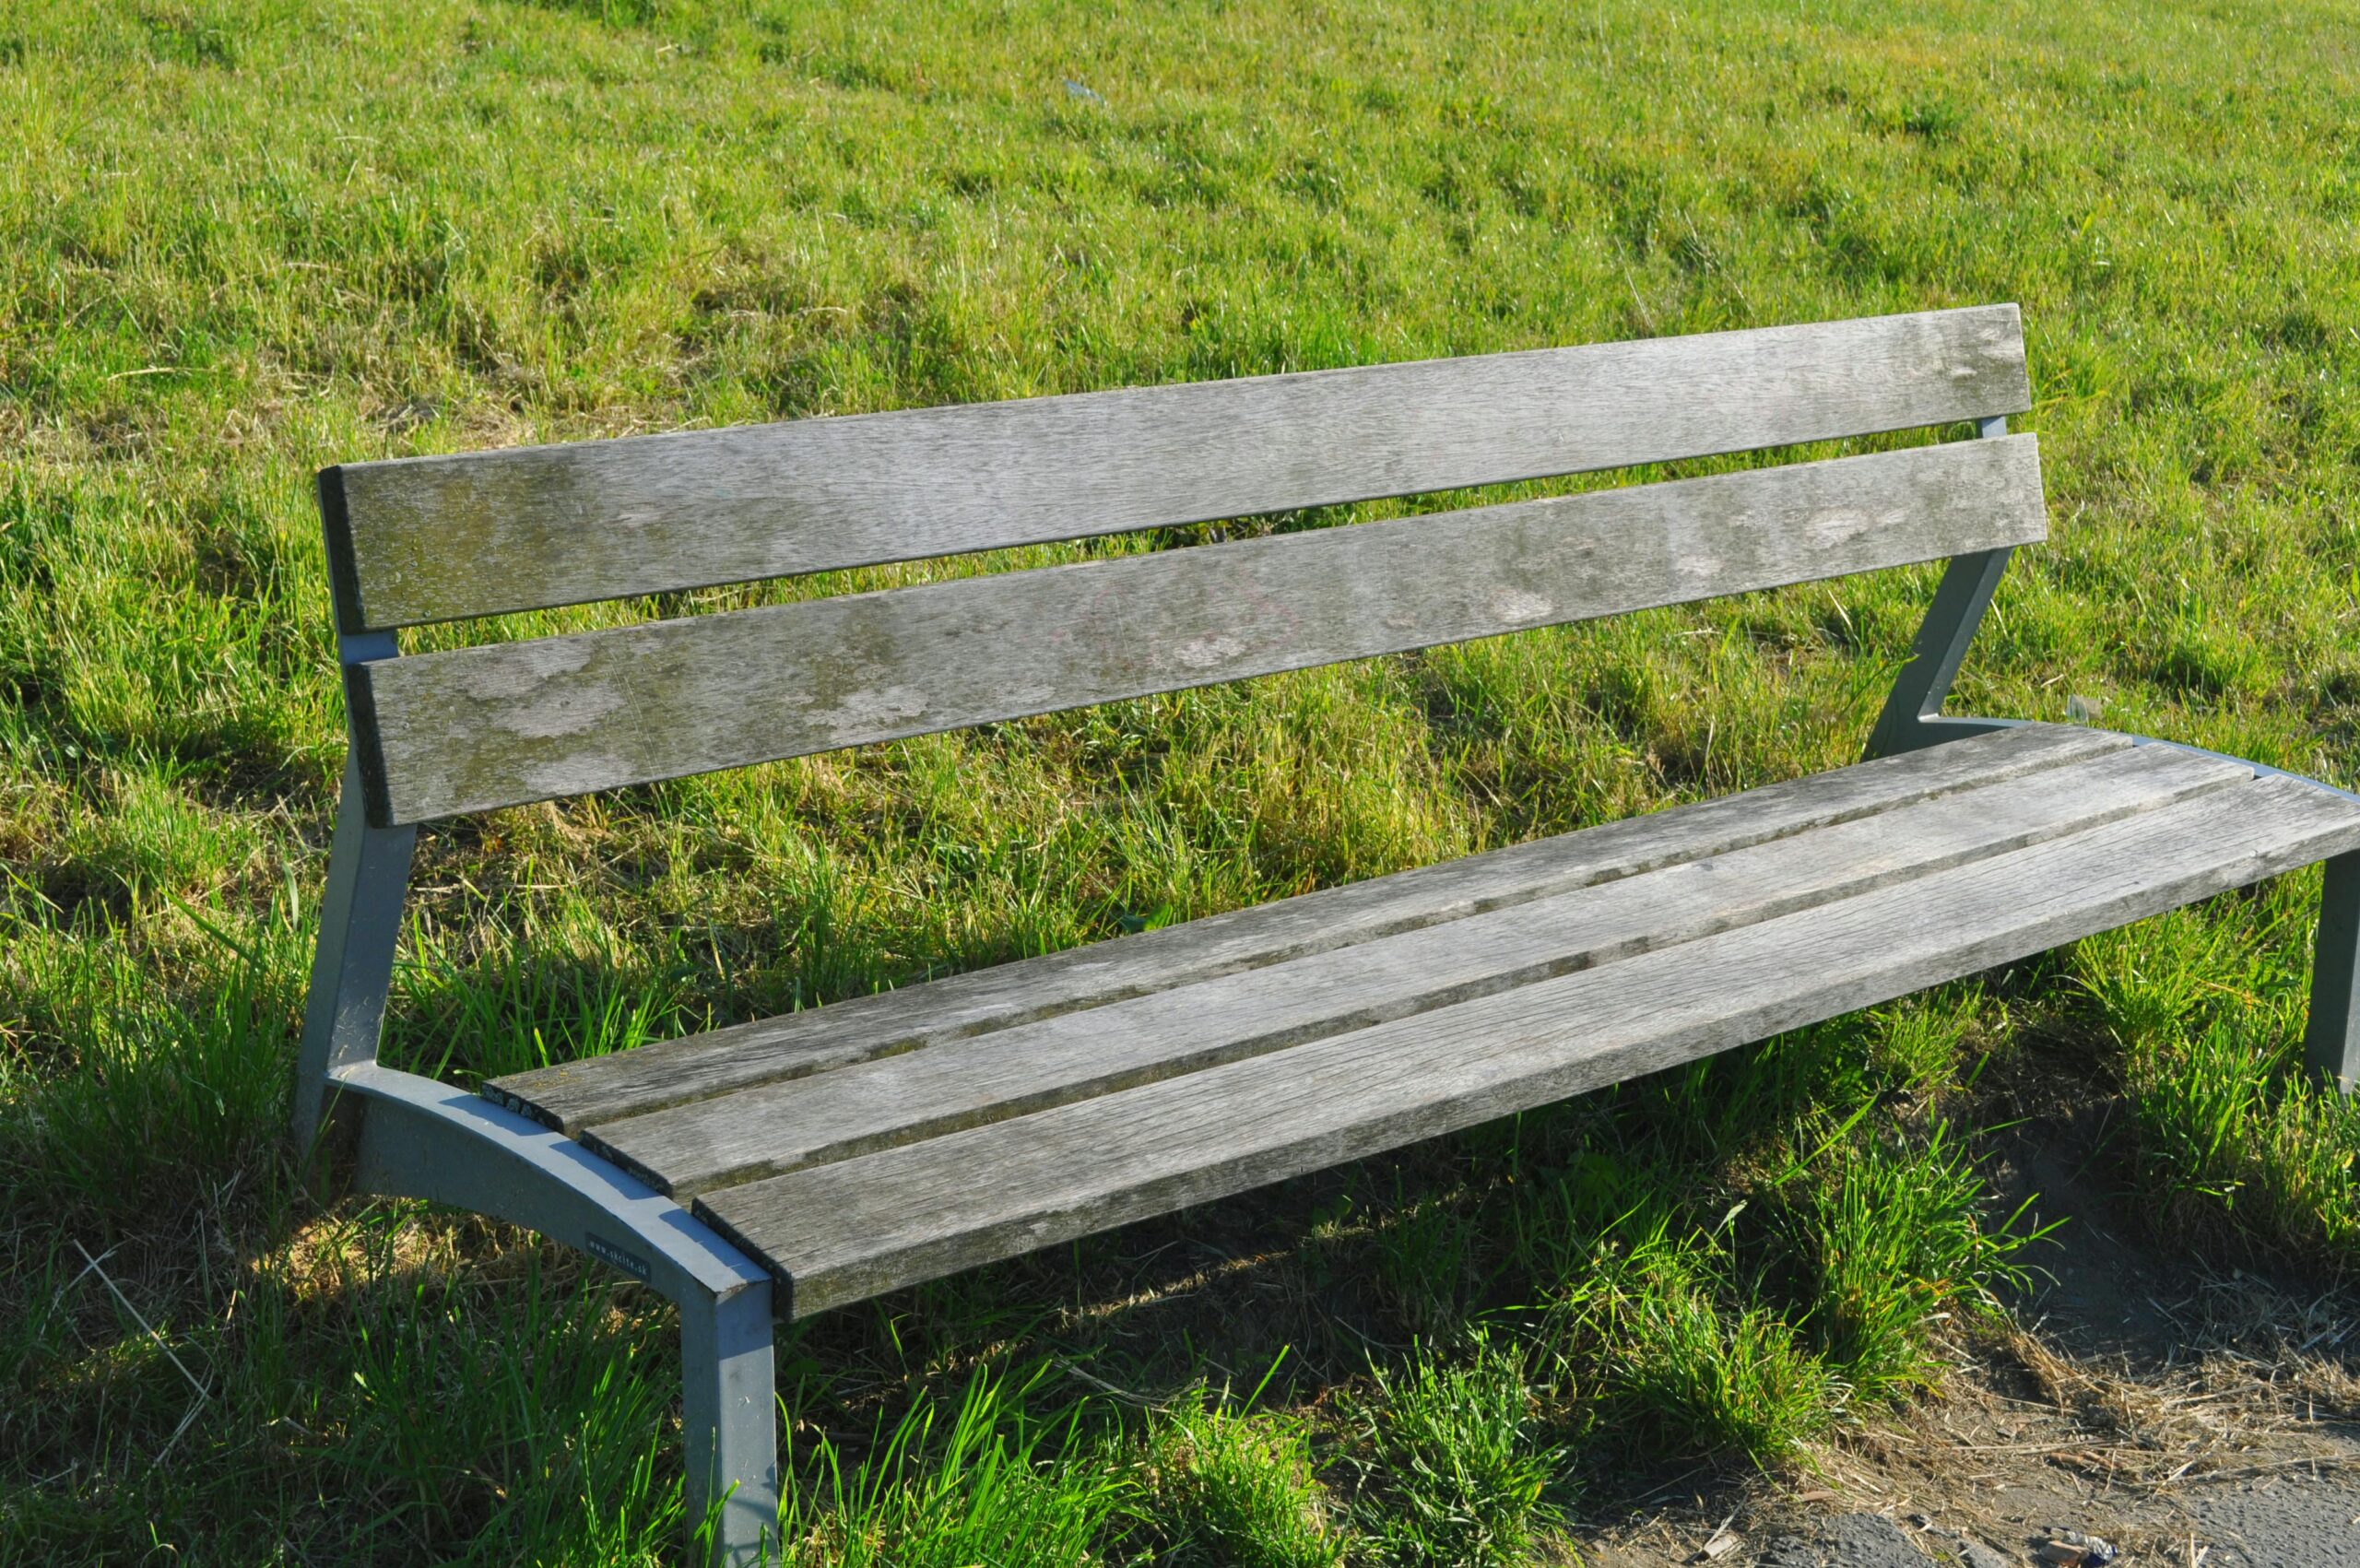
1570,1110,2360,1567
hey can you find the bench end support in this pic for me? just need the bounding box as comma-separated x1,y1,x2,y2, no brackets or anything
293,749,416,1165
685,1280,782,1566
340,1063,781,1563
1865,417,2015,761
2307,850,2360,1094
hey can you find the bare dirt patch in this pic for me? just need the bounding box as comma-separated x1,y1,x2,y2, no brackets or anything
1571,1110,2360,1567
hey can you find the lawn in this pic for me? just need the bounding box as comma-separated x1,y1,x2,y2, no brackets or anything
3,0,2358,1562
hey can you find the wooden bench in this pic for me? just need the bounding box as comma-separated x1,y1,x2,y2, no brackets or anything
295,304,2360,1562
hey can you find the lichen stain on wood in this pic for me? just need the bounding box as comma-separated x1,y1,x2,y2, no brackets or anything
324,307,2032,631
350,436,2047,823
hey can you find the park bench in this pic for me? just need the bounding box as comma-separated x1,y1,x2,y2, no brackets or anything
295,303,2360,1562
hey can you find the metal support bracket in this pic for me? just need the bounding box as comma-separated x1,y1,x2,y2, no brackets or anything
2307,851,2360,1093
294,631,417,1159
297,620,780,1562
293,760,416,1156
1865,417,2014,760
340,1063,781,1563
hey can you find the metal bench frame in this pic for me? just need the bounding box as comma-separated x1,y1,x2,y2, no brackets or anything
293,341,2360,1567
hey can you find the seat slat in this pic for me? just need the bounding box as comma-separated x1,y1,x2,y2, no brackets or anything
487,723,2124,1135
585,742,2246,1197
355,434,2044,824
693,772,2360,1317
326,305,2030,631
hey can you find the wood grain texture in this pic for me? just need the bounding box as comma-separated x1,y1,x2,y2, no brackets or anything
583,743,2248,1198
691,774,2360,1316
325,305,2031,631
487,723,2124,1135
357,435,2045,824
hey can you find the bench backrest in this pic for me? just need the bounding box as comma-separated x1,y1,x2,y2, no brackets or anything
324,306,2036,827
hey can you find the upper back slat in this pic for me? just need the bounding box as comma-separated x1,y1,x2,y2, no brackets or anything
324,306,2029,631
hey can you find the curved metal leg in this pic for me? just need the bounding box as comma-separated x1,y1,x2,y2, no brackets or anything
341,1064,779,1563
302,651,781,1557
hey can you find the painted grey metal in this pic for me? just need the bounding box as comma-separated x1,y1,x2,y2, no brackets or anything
292,644,418,1158
700,772,2360,1316
681,1281,779,1567
490,723,2131,1135
324,306,2034,630
1864,416,2015,760
301,633,779,1559
338,1063,779,1563
350,436,2047,826
2306,851,2360,1092
587,743,2248,1201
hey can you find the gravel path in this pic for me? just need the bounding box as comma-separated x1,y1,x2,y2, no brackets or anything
1749,1485,2360,1567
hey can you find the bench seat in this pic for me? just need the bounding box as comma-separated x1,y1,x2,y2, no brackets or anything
486,724,2360,1317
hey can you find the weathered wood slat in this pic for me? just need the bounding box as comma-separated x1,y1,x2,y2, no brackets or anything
488,723,2124,1135
325,306,2031,630
356,435,2045,824
585,743,2248,1197
693,774,2360,1317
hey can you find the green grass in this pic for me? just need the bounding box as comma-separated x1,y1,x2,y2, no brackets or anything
775,1368,1130,1568
5,0,2360,1561
1142,1385,1339,1568
1346,1332,1566,1566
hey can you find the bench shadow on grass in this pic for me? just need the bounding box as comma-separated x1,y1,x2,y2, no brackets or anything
335,924,2070,1561
763,1094,1814,1565
26,904,2318,1562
